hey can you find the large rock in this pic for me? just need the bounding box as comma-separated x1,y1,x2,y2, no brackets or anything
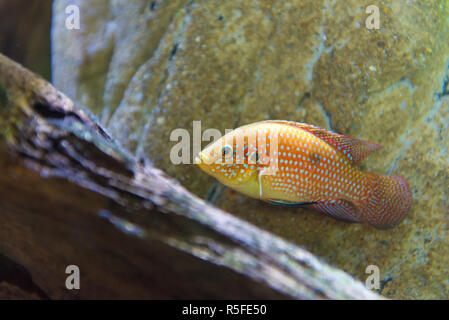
52,0,449,298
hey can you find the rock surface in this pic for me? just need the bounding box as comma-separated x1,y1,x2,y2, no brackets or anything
52,0,449,298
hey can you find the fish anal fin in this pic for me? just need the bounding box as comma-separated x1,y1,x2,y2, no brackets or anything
307,199,360,222
261,120,382,163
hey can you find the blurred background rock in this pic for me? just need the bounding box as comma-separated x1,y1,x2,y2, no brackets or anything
0,0,52,80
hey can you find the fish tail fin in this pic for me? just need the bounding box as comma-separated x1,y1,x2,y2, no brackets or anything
358,174,412,228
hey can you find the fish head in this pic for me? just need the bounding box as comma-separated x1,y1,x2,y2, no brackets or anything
195,125,271,198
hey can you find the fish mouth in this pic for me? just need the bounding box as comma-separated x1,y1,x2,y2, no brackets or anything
194,153,202,165
195,152,209,168
195,152,219,176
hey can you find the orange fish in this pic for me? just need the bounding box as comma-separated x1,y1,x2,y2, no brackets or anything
195,120,411,228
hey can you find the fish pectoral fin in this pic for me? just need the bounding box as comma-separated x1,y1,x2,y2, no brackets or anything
306,199,360,222
258,170,264,199
266,199,318,206
258,167,277,199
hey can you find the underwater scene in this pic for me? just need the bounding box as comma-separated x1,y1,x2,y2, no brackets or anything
0,0,448,302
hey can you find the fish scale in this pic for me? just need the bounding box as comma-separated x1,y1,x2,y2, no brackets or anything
196,120,412,228
259,123,365,204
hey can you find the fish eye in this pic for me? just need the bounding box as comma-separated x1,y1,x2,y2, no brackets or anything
221,145,233,158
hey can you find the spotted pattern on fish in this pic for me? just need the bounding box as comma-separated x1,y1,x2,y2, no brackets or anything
196,120,412,228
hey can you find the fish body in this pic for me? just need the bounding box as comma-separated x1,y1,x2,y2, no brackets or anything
196,120,412,228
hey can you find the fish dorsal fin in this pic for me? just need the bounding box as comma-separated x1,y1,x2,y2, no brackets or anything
261,120,382,163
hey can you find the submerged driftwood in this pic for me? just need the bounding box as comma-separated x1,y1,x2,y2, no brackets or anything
0,53,380,299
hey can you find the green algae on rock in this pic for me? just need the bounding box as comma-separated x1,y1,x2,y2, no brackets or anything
52,0,449,299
